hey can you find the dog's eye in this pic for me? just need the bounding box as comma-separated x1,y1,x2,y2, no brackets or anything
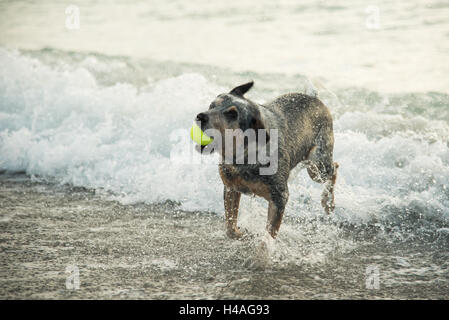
224,108,238,120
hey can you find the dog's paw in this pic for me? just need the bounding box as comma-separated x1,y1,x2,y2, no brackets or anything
321,196,335,214
226,227,245,240
321,188,335,214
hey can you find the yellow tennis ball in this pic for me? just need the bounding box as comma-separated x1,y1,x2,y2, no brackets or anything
190,123,214,146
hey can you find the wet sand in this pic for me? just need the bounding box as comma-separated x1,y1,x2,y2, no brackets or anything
1,174,448,299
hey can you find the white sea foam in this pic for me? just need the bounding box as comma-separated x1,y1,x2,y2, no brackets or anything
0,49,448,226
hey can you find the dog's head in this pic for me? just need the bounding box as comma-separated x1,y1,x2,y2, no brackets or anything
195,81,268,155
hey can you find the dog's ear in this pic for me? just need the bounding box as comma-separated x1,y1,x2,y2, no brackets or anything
229,81,254,97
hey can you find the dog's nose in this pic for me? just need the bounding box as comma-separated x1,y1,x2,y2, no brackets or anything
196,112,209,122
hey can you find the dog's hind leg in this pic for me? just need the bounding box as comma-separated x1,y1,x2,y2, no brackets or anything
319,162,338,214
306,126,338,214
224,187,243,239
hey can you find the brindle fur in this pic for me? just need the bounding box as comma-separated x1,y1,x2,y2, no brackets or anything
196,81,338,239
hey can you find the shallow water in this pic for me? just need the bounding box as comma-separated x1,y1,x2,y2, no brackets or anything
0,0,448,299
1,174,448,299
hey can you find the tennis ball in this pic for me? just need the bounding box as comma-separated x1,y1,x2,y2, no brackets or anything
190,123,214,146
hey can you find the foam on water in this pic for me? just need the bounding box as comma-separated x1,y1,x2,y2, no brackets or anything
1,48,448,233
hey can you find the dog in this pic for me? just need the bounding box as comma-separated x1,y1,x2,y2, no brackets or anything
195,81,338,239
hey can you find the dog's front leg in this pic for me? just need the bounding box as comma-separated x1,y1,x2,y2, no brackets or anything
266,190,288,239
224,187,243,239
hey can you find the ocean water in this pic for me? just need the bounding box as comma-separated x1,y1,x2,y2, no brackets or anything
0,0,448,298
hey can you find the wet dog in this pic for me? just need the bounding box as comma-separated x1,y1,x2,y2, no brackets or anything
195,81,338,239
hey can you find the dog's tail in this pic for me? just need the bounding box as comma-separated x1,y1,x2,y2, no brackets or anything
304,77,343,109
